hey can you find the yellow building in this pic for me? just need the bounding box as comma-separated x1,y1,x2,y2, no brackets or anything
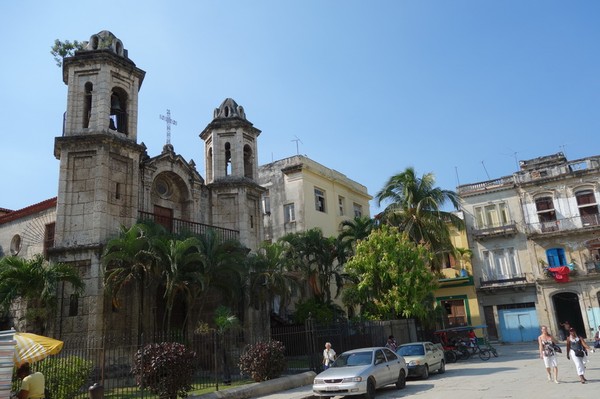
435,218,483,331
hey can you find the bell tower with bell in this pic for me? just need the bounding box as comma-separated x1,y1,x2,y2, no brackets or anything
51,31,146,336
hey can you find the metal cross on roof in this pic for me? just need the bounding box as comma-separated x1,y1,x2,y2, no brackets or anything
159,109,177,145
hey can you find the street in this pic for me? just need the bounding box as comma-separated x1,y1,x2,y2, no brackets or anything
349,343,598,399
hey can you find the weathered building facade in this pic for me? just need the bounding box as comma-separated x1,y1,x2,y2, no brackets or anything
458,152,600,341
258,155,372,242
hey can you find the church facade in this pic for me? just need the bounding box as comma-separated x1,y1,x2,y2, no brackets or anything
0,31,265,340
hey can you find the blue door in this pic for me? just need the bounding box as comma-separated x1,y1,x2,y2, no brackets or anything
499,308,539,342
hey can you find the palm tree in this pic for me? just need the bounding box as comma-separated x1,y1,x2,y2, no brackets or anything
154,236,203,334
0,254,84,334
281,229,346,303
339,216,376,255
246,241,300,318
192,230,248,318
375,167,464,269
453,247,473,275
102,223,160,341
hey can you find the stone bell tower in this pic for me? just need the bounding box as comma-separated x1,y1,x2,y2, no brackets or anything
51,31,146,338
200,98,264,251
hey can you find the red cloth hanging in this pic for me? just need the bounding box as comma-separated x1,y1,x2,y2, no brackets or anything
548,266,571,283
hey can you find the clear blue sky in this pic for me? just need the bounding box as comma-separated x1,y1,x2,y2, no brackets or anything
2,1,599,215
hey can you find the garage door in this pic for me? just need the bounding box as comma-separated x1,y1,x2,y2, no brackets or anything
498,307,539,342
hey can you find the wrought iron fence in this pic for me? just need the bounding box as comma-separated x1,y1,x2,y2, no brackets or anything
19,318,417,398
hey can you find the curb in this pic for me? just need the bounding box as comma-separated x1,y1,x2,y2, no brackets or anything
191,371,316,399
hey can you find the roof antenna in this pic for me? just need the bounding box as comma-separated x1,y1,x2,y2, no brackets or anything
292,136,303,155
481,161,491,180
455,166,461,187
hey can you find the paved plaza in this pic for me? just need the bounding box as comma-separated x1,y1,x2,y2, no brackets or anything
256,342,599,399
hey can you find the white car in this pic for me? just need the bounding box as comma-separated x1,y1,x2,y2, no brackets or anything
396,341,445,379
313,347,407,399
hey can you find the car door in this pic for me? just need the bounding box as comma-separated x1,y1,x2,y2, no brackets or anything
425,342,441,369
374,349,393,386
382,348,402,385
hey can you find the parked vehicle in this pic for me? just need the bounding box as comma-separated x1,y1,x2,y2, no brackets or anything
313,347,408,399
434,325,499,361
396,341,445,379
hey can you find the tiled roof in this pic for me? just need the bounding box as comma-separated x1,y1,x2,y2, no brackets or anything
0,198,57,225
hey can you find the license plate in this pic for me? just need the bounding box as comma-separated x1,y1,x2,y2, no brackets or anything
326,386,339,391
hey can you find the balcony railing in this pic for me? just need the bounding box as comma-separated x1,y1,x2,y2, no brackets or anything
138,211,240,242
515,157,600,184
526,214,600,235
479,273,529,288
457,176,515,195
472,221,518,240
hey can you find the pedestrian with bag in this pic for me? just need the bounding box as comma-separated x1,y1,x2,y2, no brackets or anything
538,326,560,383
566,328,591,384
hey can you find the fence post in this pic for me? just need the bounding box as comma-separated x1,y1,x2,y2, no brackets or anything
140,333,144,399
305,313,318,372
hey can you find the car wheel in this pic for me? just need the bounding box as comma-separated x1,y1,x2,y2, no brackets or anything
438,359,446,374
364,378,376,399
396,369,406,389
421,365,429,379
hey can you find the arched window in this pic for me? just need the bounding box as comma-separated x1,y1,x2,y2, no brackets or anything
83,82,93,128
109,87,128,134
576,189,599,226
244,144,253,178
207,147,213,181
225,142,231,176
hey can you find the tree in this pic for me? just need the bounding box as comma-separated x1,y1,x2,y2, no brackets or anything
192,230,248,317
246,241,299,316
50,39,85,67
281,229,346,303
102,223,160,341
338,216,376,256
154,236,203,334
0,255,84,334
375,167,463,270
343,225,438,320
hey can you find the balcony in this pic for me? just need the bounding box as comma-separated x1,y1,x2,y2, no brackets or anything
138,211,239,241
478,273,533,291
526,214,600,237
472,221,518,240
457,176,515,195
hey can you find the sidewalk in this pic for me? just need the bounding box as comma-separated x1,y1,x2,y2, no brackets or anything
191,371,315,399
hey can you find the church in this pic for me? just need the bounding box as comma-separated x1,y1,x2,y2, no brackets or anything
0,30,373,342
0,31,266,340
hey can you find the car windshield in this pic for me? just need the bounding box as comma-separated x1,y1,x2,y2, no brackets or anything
333,351,373,367
398,344,425,356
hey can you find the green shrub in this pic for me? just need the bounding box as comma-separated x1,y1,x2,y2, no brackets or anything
131,342,196,399
238,340,286,382
34,356,93,399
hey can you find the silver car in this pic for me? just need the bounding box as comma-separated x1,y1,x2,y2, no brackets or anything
313,347,407,398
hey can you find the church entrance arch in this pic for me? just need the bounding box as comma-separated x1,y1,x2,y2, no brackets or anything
552,292,586,338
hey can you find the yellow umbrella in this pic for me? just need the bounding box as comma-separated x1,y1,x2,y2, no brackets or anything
14,332,63,366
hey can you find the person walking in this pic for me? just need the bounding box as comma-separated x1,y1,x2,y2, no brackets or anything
538,326,559,383
322,342,336,370
566,328,591,384
15,362,45,399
